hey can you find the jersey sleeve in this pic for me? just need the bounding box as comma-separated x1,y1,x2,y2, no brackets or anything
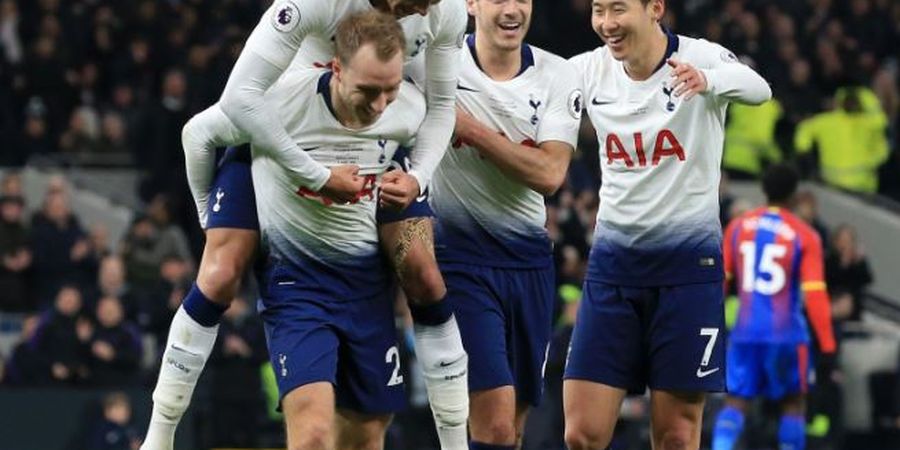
536,59,582,148
567,51,593,93
798,226,836,353
217,0,332,194
181,103,250,228
242,0,329,70
694,40,772,105
406,1,467,193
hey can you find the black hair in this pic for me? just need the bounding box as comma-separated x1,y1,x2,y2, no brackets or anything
762,164,799,204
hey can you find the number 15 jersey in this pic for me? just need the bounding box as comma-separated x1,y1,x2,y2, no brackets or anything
723,207,833,346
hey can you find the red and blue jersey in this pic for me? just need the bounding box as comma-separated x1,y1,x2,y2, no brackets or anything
723,207,835,351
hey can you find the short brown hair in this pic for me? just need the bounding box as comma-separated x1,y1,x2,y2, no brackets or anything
335,10,405,65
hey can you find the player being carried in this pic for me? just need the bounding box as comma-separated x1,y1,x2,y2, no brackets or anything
429,0,582,448
563,1,771,449
152,11,427,450
712,164,836,450
142,1,469,449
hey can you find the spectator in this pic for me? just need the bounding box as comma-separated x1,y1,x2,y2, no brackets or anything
87,255,137,319
1,171,23,196
85,392,141,450
58,105,101,158
16,97,55,162
31,285,92,385
795,87,890,194
87,296,143,387
29,182,94,305
826,224,874,323
2,314,43,385
0,193,32,312
207,295,268,448
794,189,831,246
723,97,784,180
141,254,192,345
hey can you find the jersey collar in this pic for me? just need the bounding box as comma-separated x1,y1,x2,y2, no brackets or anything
317,71,340,121
466,33,534,78
652,26,679,74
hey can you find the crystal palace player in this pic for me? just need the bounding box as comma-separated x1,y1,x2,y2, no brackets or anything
712,164,836,450
430,0,582,448
563,0,771,449
143,2,470,449
151,11,425,450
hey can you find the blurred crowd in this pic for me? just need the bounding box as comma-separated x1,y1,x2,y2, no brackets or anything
0,0,898,448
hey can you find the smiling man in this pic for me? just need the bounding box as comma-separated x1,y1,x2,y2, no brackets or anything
150,11,427,450
144,1,471,449
563,1,771,449
430,0,581,449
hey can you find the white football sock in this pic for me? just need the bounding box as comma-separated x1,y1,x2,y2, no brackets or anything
413,315,469,450
141,307,219,450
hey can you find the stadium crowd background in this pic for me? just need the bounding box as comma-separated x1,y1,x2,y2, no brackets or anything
0,0,897,449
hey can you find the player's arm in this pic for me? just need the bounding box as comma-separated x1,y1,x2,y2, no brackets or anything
217,1,331,192
405,3,467,196
182,104,250,227
454,112,572,196
668,43,771,105
799,228,837,354
454,63,582,196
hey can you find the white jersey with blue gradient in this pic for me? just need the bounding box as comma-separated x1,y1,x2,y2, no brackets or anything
570,30,771,285
253,69,426,299
431,35,582,268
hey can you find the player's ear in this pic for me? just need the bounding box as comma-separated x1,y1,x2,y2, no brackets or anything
465,0,476,16
649,0,665,22
332,57,343,80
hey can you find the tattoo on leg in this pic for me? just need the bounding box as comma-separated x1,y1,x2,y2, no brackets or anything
392,217,434,282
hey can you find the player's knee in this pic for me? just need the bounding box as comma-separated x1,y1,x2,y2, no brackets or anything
475,418,517,445
564,425,611,450
655,429,693,450
197,257,244,302
289,421,331,450
403,263,446,305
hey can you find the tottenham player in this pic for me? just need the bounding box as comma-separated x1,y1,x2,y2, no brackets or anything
431,1,581,448
563,1,771,449
143,1,470,449
713,165,836,450
149,11,421,450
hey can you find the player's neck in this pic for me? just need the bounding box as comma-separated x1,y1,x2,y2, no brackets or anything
329,78,367,129
623,25,668,81
473,32,522,81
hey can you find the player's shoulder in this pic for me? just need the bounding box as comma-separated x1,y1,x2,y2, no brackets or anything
529,45,577,80
568,45,610,70
675,34,738,68
778,209,821,244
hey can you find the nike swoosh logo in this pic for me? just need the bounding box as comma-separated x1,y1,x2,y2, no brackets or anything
696,367,720,378
457,84,479,93
438,356,465,368
302,146,320,152
592,98,614,106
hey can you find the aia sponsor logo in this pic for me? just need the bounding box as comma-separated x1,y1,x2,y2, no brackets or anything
604,129,685,167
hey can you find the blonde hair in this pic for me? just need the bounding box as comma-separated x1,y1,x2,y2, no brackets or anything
335,10,405,65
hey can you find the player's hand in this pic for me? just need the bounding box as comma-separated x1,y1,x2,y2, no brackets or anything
379,170,421,210
667,59,708,101
319,165,366,204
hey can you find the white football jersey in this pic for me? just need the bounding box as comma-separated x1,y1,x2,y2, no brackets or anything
253,69,425,298
431,36,582,268
571,30,771,285
245,0,466,87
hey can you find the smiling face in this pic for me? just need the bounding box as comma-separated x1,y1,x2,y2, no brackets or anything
334,43,404,126
468,0,532,52
591,0,663,61
332,10,406,127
